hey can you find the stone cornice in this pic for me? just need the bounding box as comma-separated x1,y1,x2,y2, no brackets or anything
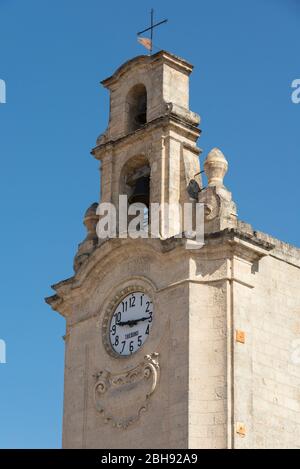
91,114,201,160
44,228,276,317
204,228,274,256
101,50,193,89
44,237,186,316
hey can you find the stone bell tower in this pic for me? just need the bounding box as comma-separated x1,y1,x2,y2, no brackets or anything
46,51,300,449
94,51,202,239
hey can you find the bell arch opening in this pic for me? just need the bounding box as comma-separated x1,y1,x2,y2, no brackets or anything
125,84,147,133
119,155,151,232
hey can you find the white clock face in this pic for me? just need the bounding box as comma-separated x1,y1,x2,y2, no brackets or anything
109,291,153,356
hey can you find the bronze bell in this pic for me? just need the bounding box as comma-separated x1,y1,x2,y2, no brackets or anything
128,176,150,207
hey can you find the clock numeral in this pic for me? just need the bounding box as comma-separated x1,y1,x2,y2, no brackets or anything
114,312,121,324
114,335,119,347
129,341,134,353
145,324,150,335
148,312,153,323
110,324,116,336
138,335,142,347
140,294,144,306
145,301,152,313
121,340,126,353
129,296,136,308
122,301,128,313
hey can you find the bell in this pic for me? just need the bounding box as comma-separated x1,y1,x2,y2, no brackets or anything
128,176,150,207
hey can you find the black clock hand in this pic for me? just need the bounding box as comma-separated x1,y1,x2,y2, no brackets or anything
118,320,136,326
117,319,138,327
118,316,151,327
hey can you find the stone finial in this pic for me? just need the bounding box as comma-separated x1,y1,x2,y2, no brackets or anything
204,148,228,187
84,202,99,241
74,203,99,272
199,148,237,234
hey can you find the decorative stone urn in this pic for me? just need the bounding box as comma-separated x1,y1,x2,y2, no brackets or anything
204,147,228,187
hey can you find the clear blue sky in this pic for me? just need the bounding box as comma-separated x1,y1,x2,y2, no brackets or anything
0,0,299,448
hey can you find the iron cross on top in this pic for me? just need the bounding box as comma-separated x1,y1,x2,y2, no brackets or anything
137,9,168,55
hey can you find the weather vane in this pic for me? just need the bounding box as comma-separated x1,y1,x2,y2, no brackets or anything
137,9,168,55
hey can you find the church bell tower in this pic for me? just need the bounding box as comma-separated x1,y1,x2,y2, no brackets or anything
46,51,300,449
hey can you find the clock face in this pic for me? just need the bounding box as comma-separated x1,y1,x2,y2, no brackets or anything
109,291,153,356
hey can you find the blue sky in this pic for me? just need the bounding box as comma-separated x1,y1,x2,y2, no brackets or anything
0,0,299,448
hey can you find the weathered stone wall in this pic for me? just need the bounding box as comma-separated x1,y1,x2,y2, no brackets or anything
189,281,228,449
61,240,191,449
55,229,300,449
234,252,300,448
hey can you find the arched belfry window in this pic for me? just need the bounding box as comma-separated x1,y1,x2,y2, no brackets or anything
120,156,150,208
126,84,147,133
120,156,151,232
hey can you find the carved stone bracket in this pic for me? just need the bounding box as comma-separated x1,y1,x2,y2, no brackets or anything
201,189,221,221
93,353,160,429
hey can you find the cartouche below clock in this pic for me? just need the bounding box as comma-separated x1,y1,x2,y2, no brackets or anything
109,291,153,356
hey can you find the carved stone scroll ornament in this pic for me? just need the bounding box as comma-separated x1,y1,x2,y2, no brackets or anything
201,189,221,221
93,353,160,429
